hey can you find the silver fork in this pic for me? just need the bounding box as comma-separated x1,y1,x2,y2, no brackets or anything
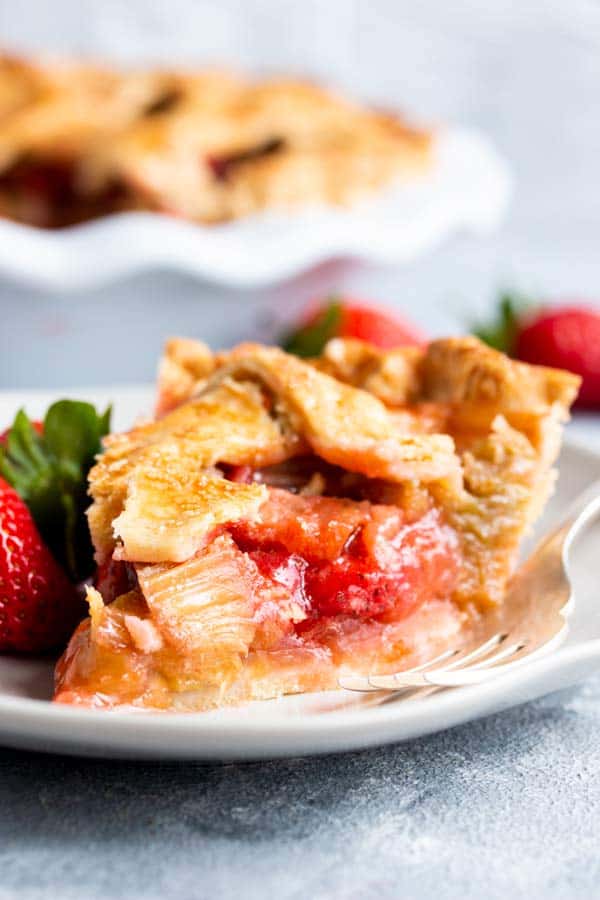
339,479,600,696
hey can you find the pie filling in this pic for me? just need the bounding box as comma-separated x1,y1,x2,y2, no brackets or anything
0,157,131,228
56,470,462,708
230,490,460,627
99,459,462,645
207,138,285,182
0,135,287,228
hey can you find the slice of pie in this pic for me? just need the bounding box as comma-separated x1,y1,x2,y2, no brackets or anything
0,53,431,227
54,338,579,710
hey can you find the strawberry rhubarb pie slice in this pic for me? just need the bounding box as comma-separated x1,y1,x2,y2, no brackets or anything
54,339,579,710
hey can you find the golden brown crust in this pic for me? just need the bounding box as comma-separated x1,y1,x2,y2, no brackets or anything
319,336,580,608
319,336,581,413
157,333,580,420
0,55,179,171
317,337,423,406
102,336,580,597
419,336,580,412
0,54,432,226
156,335,579,609
199,346,460,482
89,375,303,563
90,345,461,564
155,337,215,417
0,56,45,122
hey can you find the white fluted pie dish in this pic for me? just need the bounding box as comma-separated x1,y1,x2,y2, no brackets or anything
0,129,510,291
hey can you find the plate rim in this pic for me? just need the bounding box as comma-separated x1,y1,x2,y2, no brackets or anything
0,385,598,758
2,638,600,761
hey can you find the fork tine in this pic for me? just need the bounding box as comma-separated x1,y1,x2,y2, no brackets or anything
338,676,385,693
437,628,569,685
365,647,462,689
467,640,527,670
339,672,402,692
371,633,512,688
444,633,508,667
341,635,511,692
338,647,460,692
402,646,461,672
368,632,512,690
366,644,523,700
415,639,549,686
378,684,445,706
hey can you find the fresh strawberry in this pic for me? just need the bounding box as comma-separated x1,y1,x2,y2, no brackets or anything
282,297,425,357
475,294,600,407
516,308,600,407
0,477,83,652
0,400,111,581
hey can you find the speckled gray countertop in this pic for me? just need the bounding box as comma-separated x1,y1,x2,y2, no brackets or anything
2,679,600,900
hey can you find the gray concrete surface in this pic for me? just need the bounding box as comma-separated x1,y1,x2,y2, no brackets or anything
2,680,600,899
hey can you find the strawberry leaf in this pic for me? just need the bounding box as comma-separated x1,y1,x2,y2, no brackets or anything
473,292,531,354
0,400,111,581
282,299,343,358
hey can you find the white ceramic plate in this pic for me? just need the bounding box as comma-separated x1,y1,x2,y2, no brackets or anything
0,385,598,761
0,128,511,291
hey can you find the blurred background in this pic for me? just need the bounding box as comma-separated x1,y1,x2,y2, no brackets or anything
0,0,599,387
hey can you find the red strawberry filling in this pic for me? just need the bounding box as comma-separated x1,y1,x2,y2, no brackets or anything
98,466,461,637
229,486,460,628
207,138,284,182
0,159,130,228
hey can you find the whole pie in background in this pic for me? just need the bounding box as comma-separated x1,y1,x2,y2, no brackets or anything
0,53,432,228
54,336,580,711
